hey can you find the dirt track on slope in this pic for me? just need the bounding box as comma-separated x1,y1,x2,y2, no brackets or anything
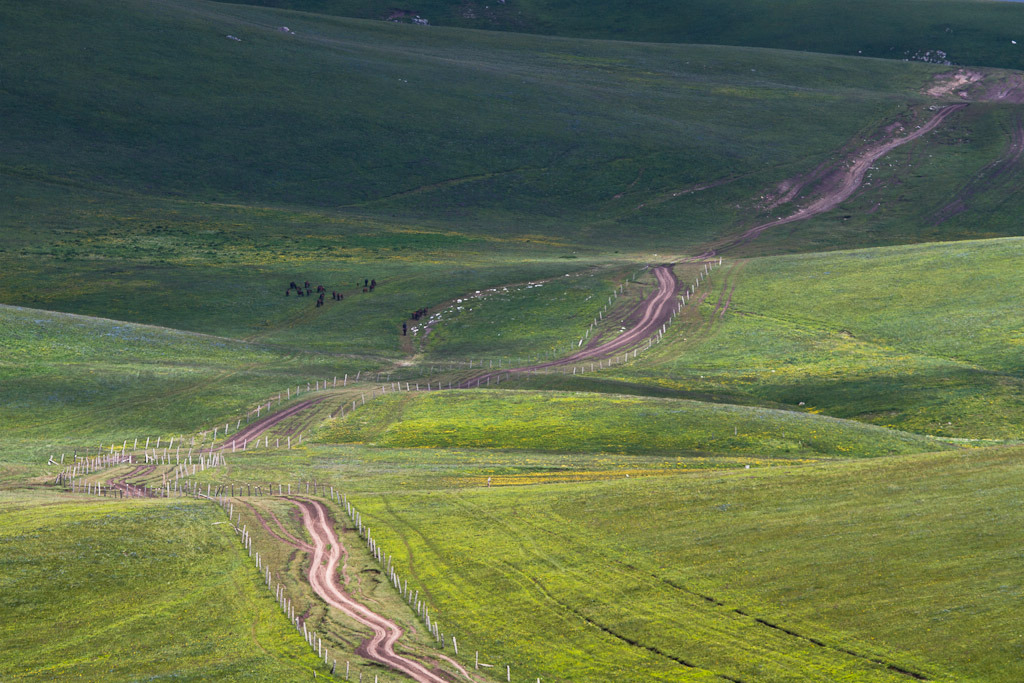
457,264,681,387
108,465,156,498
237,498,313,552
701,104,968,256
288,497,450,683
551,265,680,365
209,398,324,452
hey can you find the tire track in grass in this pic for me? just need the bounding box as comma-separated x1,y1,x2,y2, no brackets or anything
107,464,157,497
236,498,312,551
733,609,927,681
445,494,928,681
391,494,729,678
504,562,718,677
929,111,1024,225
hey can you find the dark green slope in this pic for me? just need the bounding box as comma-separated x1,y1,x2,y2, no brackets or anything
2,0,941,249
227,0,1024,71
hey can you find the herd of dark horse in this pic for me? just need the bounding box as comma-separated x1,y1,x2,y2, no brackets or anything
285,278,431,337
286,278,376,307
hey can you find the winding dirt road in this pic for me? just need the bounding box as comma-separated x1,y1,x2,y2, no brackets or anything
458,264,682,387
548,264,679,366
289,497,450,683
702,103,968,256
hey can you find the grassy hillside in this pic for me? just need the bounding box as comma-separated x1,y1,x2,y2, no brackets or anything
734,102,1024,256
0,493,320,681
0,303,368,454
315,389,949,458
619,237,1024,439
232,0,1024,70
5,0,1024,679
2,0,941,244
4,0,1022,356
347,446,1024,682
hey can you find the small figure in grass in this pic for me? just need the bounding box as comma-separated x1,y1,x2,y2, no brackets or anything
402,322,407,336
285,289,290,296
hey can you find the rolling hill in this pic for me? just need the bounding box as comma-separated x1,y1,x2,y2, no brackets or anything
3,0,1024,681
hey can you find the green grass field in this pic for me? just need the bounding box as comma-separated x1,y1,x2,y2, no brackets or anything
314,389,949,459
616,237,1024,440
4,0,1024,680
0,492,321,681
0,303,372,456
2,0,951,249
231,0,1024,71
337,446,1024,682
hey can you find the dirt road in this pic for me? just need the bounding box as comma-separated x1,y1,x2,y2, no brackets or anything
107,465,156,498
459,264,681,386
550,264,680,366
703,104,968,255
205,398,324,453
214,265,682,420
289,497,451,683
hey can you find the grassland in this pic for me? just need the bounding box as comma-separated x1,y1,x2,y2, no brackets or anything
735,103,1024,256
2,0,951,249
314,389,948,459
0,492,321,681
3,0,1020,364
614,237,1024,439
417,266,626,361
232,0,1024,71
330,446,1024,682
0,303,371,459
4,0,1024,680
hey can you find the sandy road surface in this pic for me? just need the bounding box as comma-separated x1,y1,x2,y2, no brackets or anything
289,497,450,683
703,104,967,255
